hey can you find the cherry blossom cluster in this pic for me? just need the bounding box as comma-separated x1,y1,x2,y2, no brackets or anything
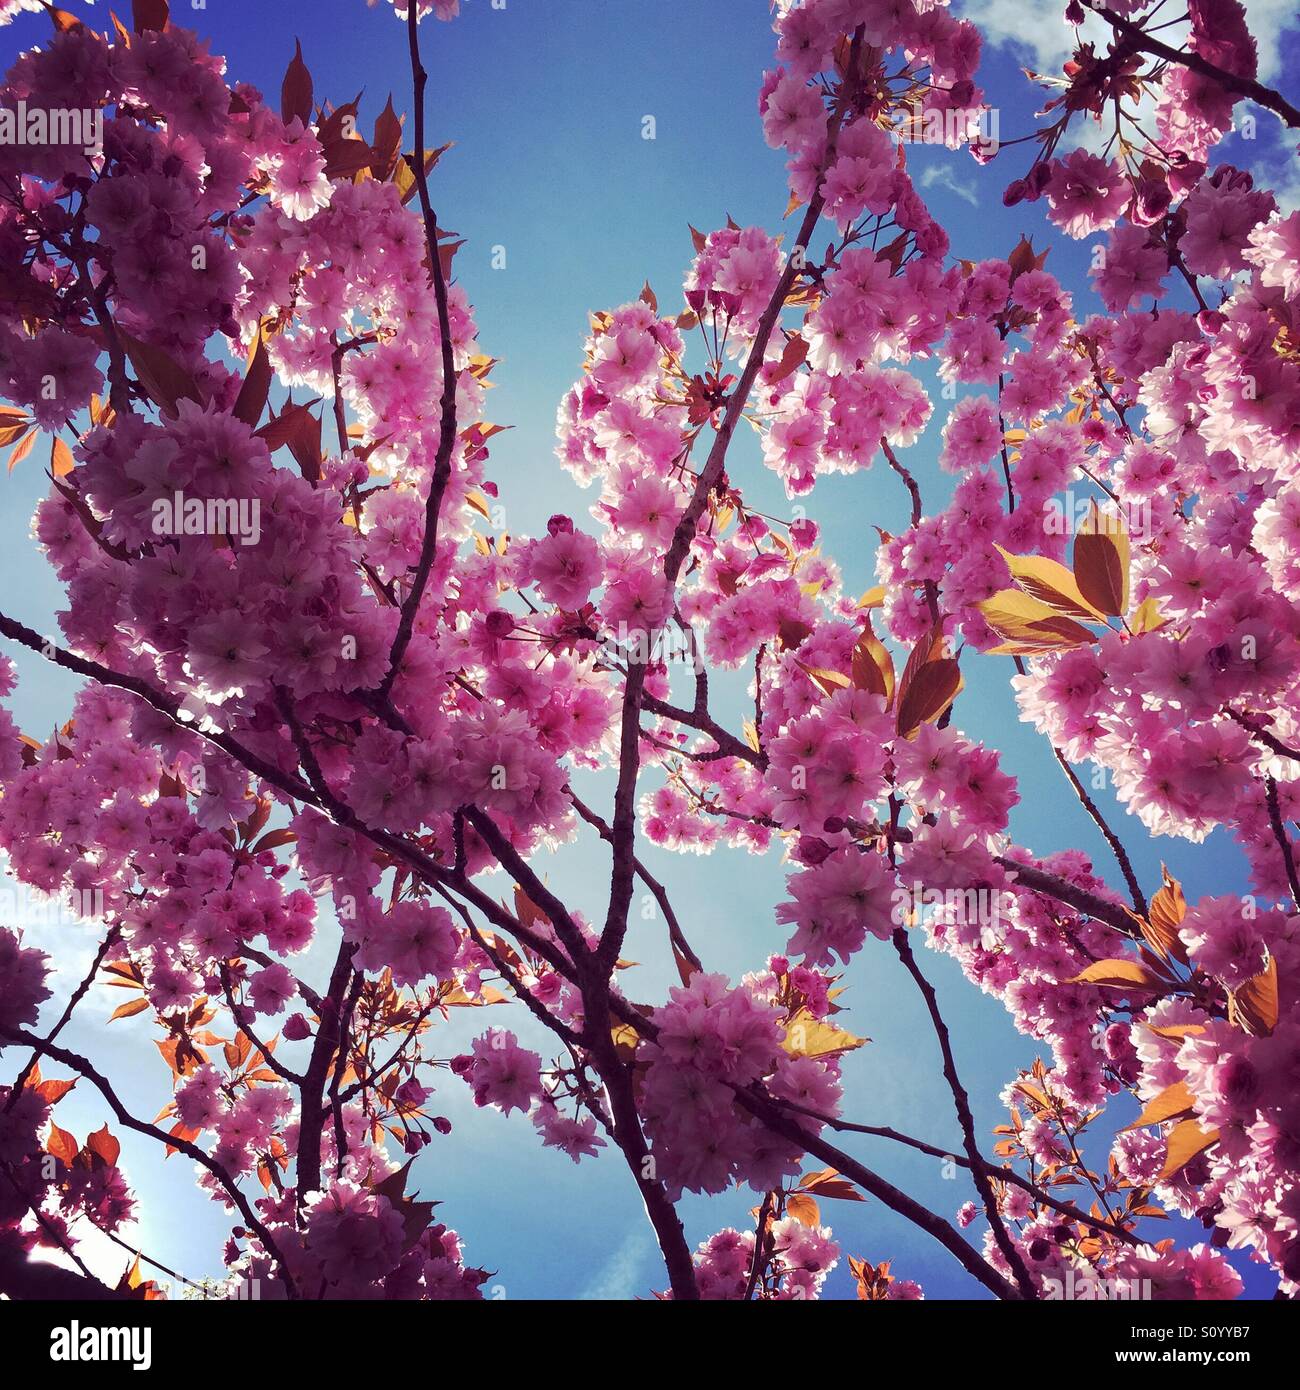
0,0,1297,1304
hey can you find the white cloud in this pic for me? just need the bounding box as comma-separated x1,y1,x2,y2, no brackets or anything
921,163,980,206
1240,0,1300,82
577,1223,652,1300
958,0,1298,83
956,0,1103,75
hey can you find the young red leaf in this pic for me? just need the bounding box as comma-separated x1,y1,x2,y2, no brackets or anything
281,39,314,129
85,1124,121,1168
132,0,168,32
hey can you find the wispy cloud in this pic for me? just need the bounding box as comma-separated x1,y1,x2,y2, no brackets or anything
957,0,1298,83
920,163,979,207
577,1224,652,1301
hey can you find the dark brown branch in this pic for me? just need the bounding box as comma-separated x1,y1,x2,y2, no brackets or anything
641,693,763,767
0,1157,108,1289
294,941,357,1202
329,970,364,1178
995,854,1138,939
1226,707,1300,763
7,923,120,1109
461,806,594,974
1046,743,1148,918
240,945,324,1014
375,5,462,702
767,1097,1137,1244
1014,655,1147,918
1098,6,1300,128
595,39,863,974
891,927,1038,1298
1264,775,1300,912
0,611,318,808
569,791,702,971
587,1026,699,1300
1,1027,297,1297
880,437,939,624
743,1192,773,1300
218,963,303,1087
433,886,586,1050
733,1085,1024,1299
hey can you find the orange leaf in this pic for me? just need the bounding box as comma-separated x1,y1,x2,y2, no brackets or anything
120,331,203,418
108,997,150,1022
85,1124,121,1168
785,1192,820,1226
610,1021,640,1062
50,437,75,478
979,589,1097,654
257,403,321,481
896,658,962,738
1144,1023,1205,1040
800,1168,866,1202
165,1120,200,1158
251,827,297,855
896,625,943,709
1130,596,1167,634
797,662,850,698
770,334,809,384
1007,234,1049,282
1229,956,1278,1037
997,547,1104,623
781,1009,867,1059
1124,1080,1195,1131
1140,866,1188,966
1067,958,1165,991
850,623,895,703
370,96,404,181
513,884,549,932
46,1123,78,1166
392,144,452,205
6,429,35,472
672,942,699,989
35,1077,76,1105
1160,1119,1219,1180
46,6,85,30
1072,501,1130,618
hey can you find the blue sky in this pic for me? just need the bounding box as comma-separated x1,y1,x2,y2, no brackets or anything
1,0,1297,1299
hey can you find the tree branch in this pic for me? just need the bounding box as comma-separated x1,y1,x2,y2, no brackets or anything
732,1085,1024,1300
891,926,1038,1298
375,3,462,703
1,1027,298,1297
1098,6,1300,128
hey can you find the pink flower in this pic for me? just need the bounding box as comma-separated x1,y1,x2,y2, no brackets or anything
462,1030,543,1116
1044,152,1129,238
249,963,296,1016
0,929,50,1038
533,1103,605,1163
